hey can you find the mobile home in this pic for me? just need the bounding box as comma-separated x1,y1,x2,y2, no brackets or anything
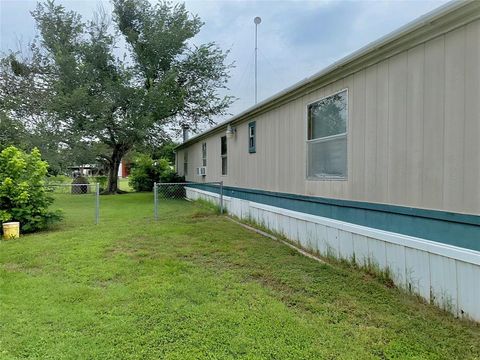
176,1,480,320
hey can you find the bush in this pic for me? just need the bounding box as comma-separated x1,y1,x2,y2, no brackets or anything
0,146,62,233
128,154,184,192
89,176,108,192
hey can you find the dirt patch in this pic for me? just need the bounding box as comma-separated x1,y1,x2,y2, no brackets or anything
2,262,42,275
2,262,23,272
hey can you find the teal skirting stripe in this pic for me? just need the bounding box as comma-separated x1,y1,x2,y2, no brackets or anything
186,183,480,252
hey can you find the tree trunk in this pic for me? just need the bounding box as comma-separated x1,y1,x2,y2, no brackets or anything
106,147,124,194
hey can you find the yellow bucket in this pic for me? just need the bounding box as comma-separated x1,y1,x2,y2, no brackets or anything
2,222,20,240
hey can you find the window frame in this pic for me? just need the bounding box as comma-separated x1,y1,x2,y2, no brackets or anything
305,88,348,181
248,121,256,153
220,136,227,176
201,142,207,167
183,150,188,176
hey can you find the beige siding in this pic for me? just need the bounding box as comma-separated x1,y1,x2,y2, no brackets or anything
352,70,366,200
181,19,480,215
422,36,445,210
405,44,425,207
388,52,408,204
375,61,389,202
464,20,480,212
364,65,378,202
444,27,466,211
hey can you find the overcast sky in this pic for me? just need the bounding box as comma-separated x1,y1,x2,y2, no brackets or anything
1,0,449,124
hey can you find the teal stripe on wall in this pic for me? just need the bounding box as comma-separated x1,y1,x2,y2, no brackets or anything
187,183,480,252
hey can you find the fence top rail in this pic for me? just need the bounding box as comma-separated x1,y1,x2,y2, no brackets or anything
155,182,223,186
47,183,97,186
154,182,186,185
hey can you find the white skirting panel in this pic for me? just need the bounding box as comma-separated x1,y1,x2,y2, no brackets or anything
186,187,480,321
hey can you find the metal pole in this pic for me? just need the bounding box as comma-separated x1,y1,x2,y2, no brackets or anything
254,16,261,105
154,182,158,221
95,182,100,225
255,22,258,104
220,181,224,214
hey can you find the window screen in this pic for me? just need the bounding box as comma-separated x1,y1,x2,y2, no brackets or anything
221,136,227,175
307,90,347,179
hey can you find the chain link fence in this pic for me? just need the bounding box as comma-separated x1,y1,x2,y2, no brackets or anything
47,183,100,224
153,182,224,221
46,181,223,225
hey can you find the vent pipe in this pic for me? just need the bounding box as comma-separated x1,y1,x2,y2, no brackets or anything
182,124,190,143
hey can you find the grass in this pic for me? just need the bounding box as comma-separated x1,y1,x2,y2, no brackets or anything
0,193,479,359
118,178,132,192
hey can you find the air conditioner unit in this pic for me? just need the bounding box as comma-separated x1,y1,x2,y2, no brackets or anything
196,166,207,176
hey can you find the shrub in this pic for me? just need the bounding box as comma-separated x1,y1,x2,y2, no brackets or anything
89,176,108,192
128,154,184,192
0,146,62,233
160,167,185,183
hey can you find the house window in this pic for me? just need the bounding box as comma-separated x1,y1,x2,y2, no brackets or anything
221,136,227,175
183,151,188,176
307,89,347,179
202,142,207,167
248,121,256,153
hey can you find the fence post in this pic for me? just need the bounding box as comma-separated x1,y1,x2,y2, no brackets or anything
154,182,158,221
219,181,224,214
95,182,100,225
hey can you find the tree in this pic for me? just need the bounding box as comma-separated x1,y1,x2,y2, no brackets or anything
0,31,102,175
135,139,178,164
0,112,27,151
1,0,233,193
154,140,177,164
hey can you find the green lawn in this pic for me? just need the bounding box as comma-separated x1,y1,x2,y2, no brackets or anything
0,193,479,359
118,178,132,192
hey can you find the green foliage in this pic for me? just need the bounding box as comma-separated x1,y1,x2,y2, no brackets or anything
0,112,26,152
147,140,178,164
128,154,183,192
128,154,162,192
0,146,62,233
89,176,108,192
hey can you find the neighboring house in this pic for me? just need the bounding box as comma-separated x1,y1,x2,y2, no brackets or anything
175,1,480,320
69,164,99,177
117,159,130,178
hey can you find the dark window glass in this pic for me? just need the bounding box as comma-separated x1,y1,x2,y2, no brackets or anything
183,151,188,176
202,143,207,167
221,136,227,156
248,121,256,153
221,136,227,175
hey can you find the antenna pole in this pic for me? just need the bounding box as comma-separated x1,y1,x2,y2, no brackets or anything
254,17,262,104
255,22,258,104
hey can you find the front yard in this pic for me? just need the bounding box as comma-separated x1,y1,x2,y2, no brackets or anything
0,193,479,359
